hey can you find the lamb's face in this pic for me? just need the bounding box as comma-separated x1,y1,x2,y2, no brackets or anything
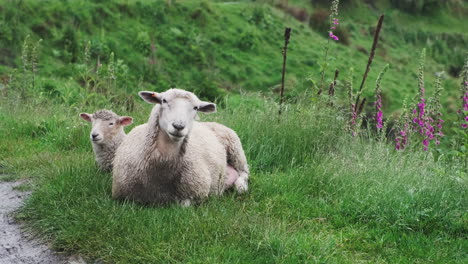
139,89,216,142
79,110,133,145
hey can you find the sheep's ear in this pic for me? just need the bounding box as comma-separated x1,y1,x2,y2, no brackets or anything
119,116,133,126
197,102,217,114
80,113,92,122
139,91,162,104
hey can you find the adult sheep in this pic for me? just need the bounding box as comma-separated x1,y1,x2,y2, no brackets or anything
112,89,249,206
80,110,133,171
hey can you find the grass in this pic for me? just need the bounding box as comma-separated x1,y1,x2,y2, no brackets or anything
1,95,466,263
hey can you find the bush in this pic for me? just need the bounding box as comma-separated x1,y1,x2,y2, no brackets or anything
390,0,442,14
275,3,309,22
135,31,151,56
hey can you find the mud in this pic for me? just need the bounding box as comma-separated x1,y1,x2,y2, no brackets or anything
0,181,85,264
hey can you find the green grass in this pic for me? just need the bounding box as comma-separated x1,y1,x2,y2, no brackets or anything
1,96,466,263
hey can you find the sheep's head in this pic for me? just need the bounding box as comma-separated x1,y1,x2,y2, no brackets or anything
79,110,133,145
139,89,216,142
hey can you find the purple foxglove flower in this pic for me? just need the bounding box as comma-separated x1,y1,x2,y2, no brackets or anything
423,139,429,146
418,102,425,117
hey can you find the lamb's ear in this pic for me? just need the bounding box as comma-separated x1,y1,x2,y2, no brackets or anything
197,101,217,113
79,113,92,122
139,91,162,104
119,116,133,126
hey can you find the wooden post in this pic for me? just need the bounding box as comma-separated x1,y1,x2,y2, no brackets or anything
354,14,384,112
279,27,291,117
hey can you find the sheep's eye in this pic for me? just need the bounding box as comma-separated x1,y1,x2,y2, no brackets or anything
109,122,114,125
193,106,198,111
162,99,167,104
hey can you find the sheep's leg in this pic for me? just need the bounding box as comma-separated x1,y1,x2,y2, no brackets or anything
234,171,248,193
179,165,212,201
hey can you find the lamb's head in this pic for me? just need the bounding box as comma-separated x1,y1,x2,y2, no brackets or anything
139,89,216,142
79,110,133,145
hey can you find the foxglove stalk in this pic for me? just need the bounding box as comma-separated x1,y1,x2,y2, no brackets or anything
329,1,340,41
374,64,388,137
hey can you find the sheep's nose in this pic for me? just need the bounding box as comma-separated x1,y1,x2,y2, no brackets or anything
172,123,185,131
92,133,99,139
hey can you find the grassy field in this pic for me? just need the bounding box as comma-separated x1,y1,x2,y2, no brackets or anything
1,0,467,263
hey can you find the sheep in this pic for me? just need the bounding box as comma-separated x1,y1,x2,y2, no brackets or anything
80,110,133,171
112,89,249,206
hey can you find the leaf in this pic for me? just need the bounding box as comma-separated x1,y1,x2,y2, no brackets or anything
170,27,183,36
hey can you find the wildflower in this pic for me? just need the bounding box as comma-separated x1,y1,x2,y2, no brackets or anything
396,125,409,150
374,64,388,134
409,49,441,151
422,139,429,151
437,119,444,129
463,93,468,111
376,111,383,129
395,98,411,151
329,31,339,41
328,1,340,42
417,101,425,117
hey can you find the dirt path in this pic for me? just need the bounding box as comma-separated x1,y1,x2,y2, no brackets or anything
0,181,84,264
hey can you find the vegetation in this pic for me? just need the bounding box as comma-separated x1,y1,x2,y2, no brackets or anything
0,0,467,263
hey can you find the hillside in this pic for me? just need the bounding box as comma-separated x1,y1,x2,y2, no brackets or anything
0,0,466,113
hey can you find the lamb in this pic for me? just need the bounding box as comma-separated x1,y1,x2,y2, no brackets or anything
112,89,249,206
80,110,133,171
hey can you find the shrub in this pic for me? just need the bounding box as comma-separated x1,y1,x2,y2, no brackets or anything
390,0,443,14
135,31,151,56
275,3,309,22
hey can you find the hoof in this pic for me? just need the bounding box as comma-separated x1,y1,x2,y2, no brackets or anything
234,174,248,194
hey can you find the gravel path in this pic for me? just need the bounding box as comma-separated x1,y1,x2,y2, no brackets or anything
0,181,85,264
